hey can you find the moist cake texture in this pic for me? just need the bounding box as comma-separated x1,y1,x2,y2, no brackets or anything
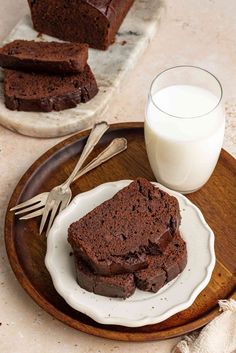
74,232,187,298
134,232,187,292
68,178,181,275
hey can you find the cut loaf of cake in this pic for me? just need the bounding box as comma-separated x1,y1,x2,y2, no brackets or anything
75,256,136,298
28,0,135,50
4,65,98,112
68,178,181,276
0,40,88,74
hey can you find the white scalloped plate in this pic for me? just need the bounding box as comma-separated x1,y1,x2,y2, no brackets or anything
45,180,215,327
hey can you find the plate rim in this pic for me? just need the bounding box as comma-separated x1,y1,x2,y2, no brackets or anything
4,122,236,341
45,179,216,327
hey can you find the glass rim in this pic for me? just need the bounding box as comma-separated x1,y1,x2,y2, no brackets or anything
149,65,223,119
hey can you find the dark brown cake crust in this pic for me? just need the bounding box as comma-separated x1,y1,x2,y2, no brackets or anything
0,40,88,74
28,0,135,50
68,178,181,275
74,233,187,298
4,65,98,112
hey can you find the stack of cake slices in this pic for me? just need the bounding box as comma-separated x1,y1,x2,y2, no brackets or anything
0,40,98,112
68,178,187,299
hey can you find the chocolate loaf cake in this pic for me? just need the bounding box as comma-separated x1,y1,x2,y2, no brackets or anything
68,178,181,275
28,0,135,50
74,233,187,298
0,40,88,74
4,65,98,112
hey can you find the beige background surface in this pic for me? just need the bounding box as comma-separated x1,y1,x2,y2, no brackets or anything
0,0,235,352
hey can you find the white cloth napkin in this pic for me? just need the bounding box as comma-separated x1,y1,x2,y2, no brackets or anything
172,299,236,353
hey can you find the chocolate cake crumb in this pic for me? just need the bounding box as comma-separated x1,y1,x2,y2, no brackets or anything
68,178,187,298
68,178,181,275
74,232,187,298
134,232,187,292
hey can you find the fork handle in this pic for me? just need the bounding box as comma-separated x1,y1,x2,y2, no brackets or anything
73,138,127,182
63,121,109,187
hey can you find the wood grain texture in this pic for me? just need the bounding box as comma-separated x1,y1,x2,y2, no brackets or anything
5,122,236,341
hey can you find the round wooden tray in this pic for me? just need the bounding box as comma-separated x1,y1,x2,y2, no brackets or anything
5,122,236,341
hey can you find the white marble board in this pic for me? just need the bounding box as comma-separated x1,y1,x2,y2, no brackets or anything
0,0,164,138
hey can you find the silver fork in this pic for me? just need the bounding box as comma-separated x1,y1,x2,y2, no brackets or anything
11,137,127,220
39,121,110,235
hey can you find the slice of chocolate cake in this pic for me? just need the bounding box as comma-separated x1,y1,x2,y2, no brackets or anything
74,232,187,298
0,40,88,74
4,65,98,112
68,178,181,276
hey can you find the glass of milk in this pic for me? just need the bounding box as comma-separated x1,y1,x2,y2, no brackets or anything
145,66,224,194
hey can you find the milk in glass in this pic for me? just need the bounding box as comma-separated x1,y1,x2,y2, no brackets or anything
145,84,225,193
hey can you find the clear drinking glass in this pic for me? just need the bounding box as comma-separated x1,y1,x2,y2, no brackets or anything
145,66,224,194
